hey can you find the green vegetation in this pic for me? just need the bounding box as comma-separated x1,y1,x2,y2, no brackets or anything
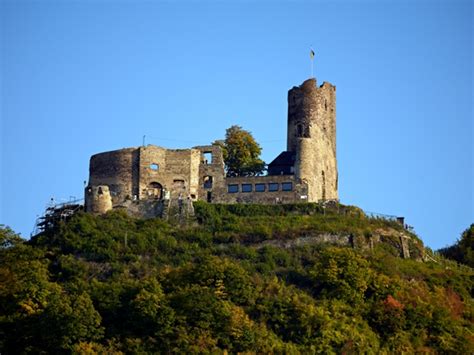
216,125,266,177
438,224,474,267
1,206,472,353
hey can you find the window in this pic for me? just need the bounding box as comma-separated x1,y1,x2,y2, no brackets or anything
255,183,265,192
150,163,159,171
297,124,303,137
228,184,239,193
321,171,326,200
297,123,310,138
203,176,213,189
203,152,212,165
242,184,252,193
269,183,279,192
282,182,293,191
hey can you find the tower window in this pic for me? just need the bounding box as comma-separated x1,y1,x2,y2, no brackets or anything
150,163,159,171
296,123,310,138
297,124,303,137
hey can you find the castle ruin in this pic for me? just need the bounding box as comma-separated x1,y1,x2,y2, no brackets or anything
85,77,338,217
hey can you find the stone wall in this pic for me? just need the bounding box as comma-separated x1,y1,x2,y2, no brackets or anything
195,145,226,203
86,144,228,212
138,145,200,201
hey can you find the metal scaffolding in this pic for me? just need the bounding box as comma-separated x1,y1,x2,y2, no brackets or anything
32,197,84,236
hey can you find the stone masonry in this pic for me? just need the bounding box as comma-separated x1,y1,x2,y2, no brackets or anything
84,77,338,216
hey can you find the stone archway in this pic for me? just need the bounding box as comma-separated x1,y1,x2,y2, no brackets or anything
147,182,163,199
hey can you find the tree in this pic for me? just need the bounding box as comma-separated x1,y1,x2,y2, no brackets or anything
217,125,265,177
438,224,474,267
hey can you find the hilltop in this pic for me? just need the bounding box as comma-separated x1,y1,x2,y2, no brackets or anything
1,203,472,353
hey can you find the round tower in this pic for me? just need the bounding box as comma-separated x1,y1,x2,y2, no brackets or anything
287,78,338,202
88,147,139,204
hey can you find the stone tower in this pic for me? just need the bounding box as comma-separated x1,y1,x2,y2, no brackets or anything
85,185,113,214
287,78,338,202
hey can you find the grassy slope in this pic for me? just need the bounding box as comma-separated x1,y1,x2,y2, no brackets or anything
0,203,472,354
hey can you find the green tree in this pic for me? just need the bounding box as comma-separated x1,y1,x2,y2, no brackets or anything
0,225,23,249
217,125,265,177
438,224,474,267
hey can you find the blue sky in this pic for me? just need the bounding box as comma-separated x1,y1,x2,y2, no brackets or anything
1,0,472,249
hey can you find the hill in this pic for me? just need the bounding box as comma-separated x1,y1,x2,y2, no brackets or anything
1,203,473,353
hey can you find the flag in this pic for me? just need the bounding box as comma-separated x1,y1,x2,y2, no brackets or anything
310,49,315,60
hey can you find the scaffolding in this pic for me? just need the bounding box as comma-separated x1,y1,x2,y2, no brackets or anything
32,197,84,236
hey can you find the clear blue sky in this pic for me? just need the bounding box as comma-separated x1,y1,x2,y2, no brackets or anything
1,0,472,250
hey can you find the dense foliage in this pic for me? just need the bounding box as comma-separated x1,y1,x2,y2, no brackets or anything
438,224,474,268
1,206,472,353
216,125,266,177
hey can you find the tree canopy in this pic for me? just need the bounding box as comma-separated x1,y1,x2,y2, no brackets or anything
1,210,473,353
218,125,265,177
438,224,474,267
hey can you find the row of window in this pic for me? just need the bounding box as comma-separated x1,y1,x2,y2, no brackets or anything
227,182,293,193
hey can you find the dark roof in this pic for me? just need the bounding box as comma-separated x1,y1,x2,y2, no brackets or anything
268,151,295,167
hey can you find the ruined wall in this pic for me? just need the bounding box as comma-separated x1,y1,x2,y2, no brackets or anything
214,175,307,204
86,145,226,213
195,145,226,203
138,146,202,201
288,78,338,202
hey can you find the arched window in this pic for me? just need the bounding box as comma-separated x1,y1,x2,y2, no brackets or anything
203,176,213,189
